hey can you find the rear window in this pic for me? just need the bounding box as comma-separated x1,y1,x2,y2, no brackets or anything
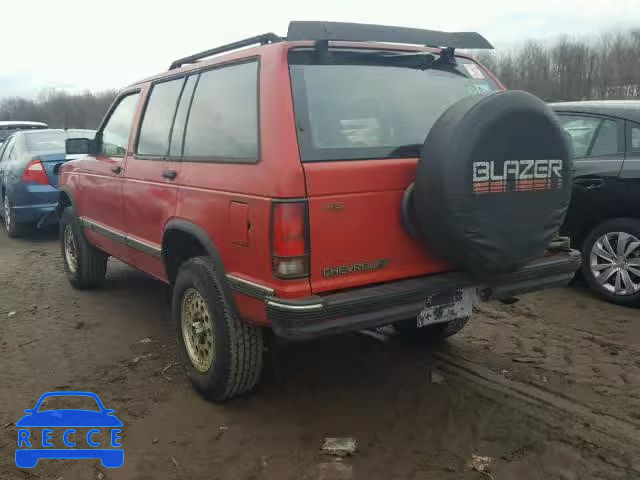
26,130,95,151
0,124,47,142
289,49,500,161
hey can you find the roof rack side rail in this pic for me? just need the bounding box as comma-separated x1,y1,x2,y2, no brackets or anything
286,21,494,50
169,33,283,70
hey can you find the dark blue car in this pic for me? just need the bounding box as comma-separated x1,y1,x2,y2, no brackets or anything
15,391,123,468
0,129,95,237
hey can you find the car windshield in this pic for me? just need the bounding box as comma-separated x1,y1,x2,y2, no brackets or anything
289,48,500,161
37,395,101,412
0,125,46,142
26,130,95,152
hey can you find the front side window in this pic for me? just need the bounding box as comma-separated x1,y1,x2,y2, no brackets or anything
557,115,602,158
137,79,184,156
1,137,16,162
183,61,259,161
632,126,640,152
100,92,140,157
0,139,9,161
289,49,500,161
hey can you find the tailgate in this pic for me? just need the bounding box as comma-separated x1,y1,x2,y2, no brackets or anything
303,158,450,293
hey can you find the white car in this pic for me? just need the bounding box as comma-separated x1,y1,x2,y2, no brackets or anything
0,121,48,145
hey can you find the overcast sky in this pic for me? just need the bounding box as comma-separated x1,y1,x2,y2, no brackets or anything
1,0,638,99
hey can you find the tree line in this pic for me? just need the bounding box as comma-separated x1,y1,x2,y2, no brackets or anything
0,30,638,129
0,89,117,129
476,30,640,102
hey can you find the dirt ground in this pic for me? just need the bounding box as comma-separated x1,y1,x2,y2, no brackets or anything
1,228,639,480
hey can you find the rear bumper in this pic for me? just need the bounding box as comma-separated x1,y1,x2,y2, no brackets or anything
9,183,58,226
11,203,58,225
268,250,581,340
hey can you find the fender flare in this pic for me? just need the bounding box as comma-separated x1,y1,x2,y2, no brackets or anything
57,187,77,217
162,219,239,315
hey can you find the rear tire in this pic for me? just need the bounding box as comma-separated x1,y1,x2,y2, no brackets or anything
173,256,264,401
394,316,470,341
2,193,28,238
580,218,640,307
60,206,107,289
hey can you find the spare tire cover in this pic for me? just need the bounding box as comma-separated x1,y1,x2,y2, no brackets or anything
413,90,572,275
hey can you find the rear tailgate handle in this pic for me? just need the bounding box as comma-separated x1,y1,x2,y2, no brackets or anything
574,177,604,190
162,170,177,180
110,165,123,174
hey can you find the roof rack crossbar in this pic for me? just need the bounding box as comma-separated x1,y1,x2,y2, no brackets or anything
169,33,282,70
287,21,493,50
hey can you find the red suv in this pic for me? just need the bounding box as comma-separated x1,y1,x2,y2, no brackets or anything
58,22,580,400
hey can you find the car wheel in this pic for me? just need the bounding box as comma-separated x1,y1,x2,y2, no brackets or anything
2,193,27,238
60,206,108,289
394,316,470,341
173,256,264,401
581,218,640,307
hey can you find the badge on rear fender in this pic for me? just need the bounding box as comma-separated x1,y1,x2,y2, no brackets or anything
323,259,389,278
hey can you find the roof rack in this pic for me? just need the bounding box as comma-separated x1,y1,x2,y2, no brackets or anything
168,22,492,71
286,21,493,50
169,33,282,70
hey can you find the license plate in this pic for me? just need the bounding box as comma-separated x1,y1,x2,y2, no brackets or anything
417,288,475,328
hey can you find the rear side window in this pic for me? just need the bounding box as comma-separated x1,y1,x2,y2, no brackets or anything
632,126,640,152
182,61,259,161
137,78,184,156
169,75,198,157
557,115,601,158
289,49,500,161
589,119,619,156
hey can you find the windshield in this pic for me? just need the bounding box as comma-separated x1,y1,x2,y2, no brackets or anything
26,130,95,152
289,49,500,161
0,125,47,142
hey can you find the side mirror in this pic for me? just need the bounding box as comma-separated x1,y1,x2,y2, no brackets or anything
66,138,95,155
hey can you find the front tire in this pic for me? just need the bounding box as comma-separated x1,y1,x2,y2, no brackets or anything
581,218,640,307
394,316,470,341
60,207,107,289
173,256,264,401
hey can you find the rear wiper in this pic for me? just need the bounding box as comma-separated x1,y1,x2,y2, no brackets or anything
323,51,436,69
328,51,469,78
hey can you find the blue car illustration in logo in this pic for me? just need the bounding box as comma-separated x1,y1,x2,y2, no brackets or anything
15,391,123,468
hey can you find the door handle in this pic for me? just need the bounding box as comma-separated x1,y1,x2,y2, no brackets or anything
110,165,123,174
162,170,177,180
574,178,604,190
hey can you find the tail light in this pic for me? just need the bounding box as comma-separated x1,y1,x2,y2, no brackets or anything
22,160,49,185
271,201,309,278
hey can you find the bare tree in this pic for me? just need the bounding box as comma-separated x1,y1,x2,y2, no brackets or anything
0,89,117,128
476,30,640,101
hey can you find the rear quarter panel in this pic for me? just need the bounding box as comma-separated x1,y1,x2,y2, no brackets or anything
173,44,310,323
